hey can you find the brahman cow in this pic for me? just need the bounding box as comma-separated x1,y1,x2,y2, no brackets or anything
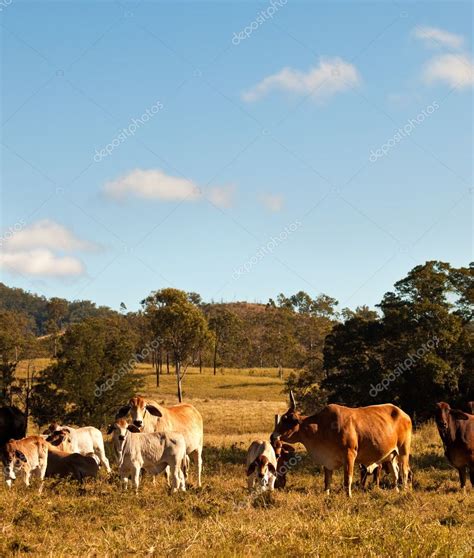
271,392,412,497
116,395,203,486
107,419,186,493
44,423,111,473
1,436,48,491
246,440,277,492
0,406,27,446
434,402,474,491
272,440,297,489
46,444,100,483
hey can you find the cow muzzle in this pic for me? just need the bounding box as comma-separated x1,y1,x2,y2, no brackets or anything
133,420,142,428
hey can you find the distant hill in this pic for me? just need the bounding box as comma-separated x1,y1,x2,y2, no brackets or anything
0,282,119,335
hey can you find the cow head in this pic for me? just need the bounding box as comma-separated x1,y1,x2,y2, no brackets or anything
107,419,140,459
435,402,451,435
246,455,276,489
271,391,302,443
115,396,162,430
1,440,27,486
46,428,72,451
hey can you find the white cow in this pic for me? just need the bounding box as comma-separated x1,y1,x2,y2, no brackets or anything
116,395,203,486
246,440,277,492
45,423,111,473
1,436,49,492
108,419,187,493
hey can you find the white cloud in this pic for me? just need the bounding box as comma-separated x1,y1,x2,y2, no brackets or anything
104,169,201,201
260,193,284,212
422,53,474,89
0,249,84,276
242,57,361,103
413,26,464,50
4,219,96,252
207,185,235,209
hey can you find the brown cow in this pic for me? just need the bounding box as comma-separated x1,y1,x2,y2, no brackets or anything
46,444,100,483
271,392,412,497
116,395,203,486
0,436,48,492
272,440,297,489
434,402,474,491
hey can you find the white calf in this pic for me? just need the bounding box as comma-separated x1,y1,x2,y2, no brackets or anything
246,440,277,492
108,420,186,493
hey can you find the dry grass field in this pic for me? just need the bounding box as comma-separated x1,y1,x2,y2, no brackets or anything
1,363,473,557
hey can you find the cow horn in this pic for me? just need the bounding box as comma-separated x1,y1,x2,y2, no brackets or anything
289,390,296,410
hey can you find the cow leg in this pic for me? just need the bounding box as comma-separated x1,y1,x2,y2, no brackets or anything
190,448,202,488
360,466,368,490
343,449,356,497
324,467,333,495
398,453,410,489
268,473,276,492
458,467,467,492
469,467,474,488
97,449,111,474
163,466,170,488
385,460,399,492
122,476,129,491
169,463,183,493
247,474,255,492
132,467,141,493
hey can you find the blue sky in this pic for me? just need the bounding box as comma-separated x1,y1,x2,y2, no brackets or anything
1,1,472,312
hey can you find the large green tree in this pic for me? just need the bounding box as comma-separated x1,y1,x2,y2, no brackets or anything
142,289,209,402
31,316,142,426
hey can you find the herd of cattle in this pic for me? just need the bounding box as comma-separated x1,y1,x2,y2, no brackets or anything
0,394,473,496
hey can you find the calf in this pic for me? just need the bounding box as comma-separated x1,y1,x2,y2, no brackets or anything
246,441,277,492
44,423,111,473
45,444,100,483
435,402,474,491
359,449,400,489
107,420,186,493
1,436,48,492
272,440,297,489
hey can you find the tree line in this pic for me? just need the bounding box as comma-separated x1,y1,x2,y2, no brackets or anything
0,260,471,426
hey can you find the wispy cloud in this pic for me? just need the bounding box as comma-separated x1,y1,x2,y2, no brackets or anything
104,169,236,209
0,249,84,277
104,169,201,201
0,220,94,277
422,53,474,89
413,26,464,50
260,193,284,212
242,57,361,103
4,219,97,252
207,185,236,209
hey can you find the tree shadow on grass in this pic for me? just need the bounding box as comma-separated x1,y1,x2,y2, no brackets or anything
412,451,450,470
218,382,279,390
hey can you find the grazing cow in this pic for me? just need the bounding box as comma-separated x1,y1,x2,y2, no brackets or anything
272,440,297,489
1,436,48,491
434,402,474,491
246,441,277,491
271,392,412,497
116,395,203,486
46,444,100,483
107,419,186,493
44,423,111,473
0,406,27,446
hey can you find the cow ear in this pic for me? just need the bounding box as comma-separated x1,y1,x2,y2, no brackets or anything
451,409,470,420
146,404,162,418
115,405,131,419
246,461,257,476
127,424,141,433
106,424,115,435
15,450,27,462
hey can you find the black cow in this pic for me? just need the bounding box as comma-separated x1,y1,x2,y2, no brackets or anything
0,406,27,446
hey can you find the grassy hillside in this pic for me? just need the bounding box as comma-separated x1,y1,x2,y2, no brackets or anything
1,364,473,557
